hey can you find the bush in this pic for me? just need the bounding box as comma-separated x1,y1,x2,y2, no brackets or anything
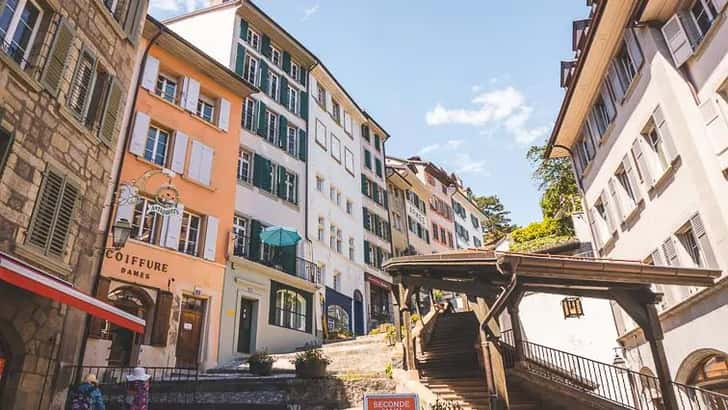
384,362,393,379
247,351,274,376
292,345,331,367
410,313,420,323
510,218,567,244
368,323,395,336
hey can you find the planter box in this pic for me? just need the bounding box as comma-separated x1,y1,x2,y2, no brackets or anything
295,361,328,378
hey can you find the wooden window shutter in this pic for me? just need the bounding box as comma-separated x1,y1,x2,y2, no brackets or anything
218,98,231,132
99,79,123,145
600,190,616,234
282,51,291,73
712,0,727,12
298,129,307,161
608,178,624,223
258,60,269,89
129,112,150,156
256,101,267,138
203,216,219,261
651,249,666,266
261,35,271,58
700,98,728,154
690,214,717,268
300,91,308,120
631,138,653,185
278,115,288,149
88,277,111,338
661,14,693,67
27,169,79,258
299,68,307,87
42,18,75,95
280,77,289,107
607,63,625,102
235,44,246,77
652,106,678,162
624,28,644,70
163,203,184,249
276,166,287,199
239,18,248,40
123,0,145,40
170,131,188,174
268,281,279,326
661,237,679,266
623,154,642,203
151,291,174,346
589,208,603,251
140,56,160,91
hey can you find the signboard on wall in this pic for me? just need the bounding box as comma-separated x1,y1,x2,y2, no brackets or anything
364,394,419,410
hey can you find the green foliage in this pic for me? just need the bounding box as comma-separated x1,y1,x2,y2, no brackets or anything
526,145,582,230
292,345,331,366
384,362,393,379
509,235,575,253
510,218,571,244
247,351,274,366
472,194,517,243
432,289,444,302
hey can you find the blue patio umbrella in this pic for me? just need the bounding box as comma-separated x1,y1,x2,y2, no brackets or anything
259,226,301,247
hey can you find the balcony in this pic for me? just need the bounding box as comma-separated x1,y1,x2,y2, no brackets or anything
233,235,321,285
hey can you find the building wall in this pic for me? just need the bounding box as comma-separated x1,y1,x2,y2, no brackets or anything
418,168,453,252
387,175,410,256
0,1,147,408
452,190,485,249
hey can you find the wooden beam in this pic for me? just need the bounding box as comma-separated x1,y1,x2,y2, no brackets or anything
401,277,501,299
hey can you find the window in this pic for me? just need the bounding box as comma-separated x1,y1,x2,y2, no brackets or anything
330,134,341,162
364,149,372,169
336,229,343,253
447,232,453,248
237,148,252,183
427,175,436,186
645,125,670,173
329,225,336,249
690,0,718,38
336,191,342,206
103,0,118,14
317,217,325,241
155,74,177,103
678,227,702,267
144,125,170,166
315,119,326,148
283,171,297,204
178,211,201,256
266,110,278,144
333,272,341,291
329,186,336,202
290,62,300,82
268,73,279,100
270,45,281,66
196,96,215,123
361,124,370,142
432,223,439,241
615,166,636,204
348,238,355,260
233,215,247,253
591,96,610,137
68,51,96,118
27,168,79,258
288,87,298,114
332,99,341,124
374,135,381,151
130,197,161,244
615,45,637,92
287,126,298,156
0,0,42,66
246,27,260,51
471,214,480,229
440,227,446,243
271,282,310,332
317,83,326,108
473,236,482,247
0,127,12,178
344,148,354,175
242,98,256,131
316,175,324,192
243,55,257,84
346,200,353,215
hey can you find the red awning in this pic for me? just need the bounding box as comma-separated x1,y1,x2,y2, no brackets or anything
0,251,145,334
365,273,392,290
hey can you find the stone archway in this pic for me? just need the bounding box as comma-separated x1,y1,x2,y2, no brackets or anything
0,320,25,410
106,286,155,366
675,349,728,384
676,349,728,396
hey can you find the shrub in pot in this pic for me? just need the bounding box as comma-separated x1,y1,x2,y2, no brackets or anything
247,351,274,376
291,345,331,378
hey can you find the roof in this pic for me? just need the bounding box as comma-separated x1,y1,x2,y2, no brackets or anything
144,16,258,96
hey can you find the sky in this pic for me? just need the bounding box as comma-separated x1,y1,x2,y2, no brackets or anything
149,1,588,227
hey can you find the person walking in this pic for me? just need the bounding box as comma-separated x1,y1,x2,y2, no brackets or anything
69,374,106,410
125,367,150,410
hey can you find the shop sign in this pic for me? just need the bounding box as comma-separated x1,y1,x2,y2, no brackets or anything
364,394,418,410
366,273,392,289
104,250,169,280
118,169,180,217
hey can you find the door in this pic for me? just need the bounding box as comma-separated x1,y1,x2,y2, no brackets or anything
237,298,254,354
176,296,205,368
354,291,364,336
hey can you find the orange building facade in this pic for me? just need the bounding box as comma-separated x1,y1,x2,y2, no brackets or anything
83,18,255,370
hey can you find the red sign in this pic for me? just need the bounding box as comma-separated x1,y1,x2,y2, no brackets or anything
365,273,392,290
364,394,419,410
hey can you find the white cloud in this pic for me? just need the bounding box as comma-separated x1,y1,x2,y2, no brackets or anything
471,84,482,93
454,153,489,176
302,2,320,21
425,85,548,145
446,139,464,149
150,0,203,12
418,144,440,155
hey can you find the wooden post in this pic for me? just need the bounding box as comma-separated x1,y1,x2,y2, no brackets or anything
399,283,416,372
507,304,524,362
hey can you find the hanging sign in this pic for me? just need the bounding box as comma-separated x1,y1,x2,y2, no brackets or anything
118,169,180,216
364,394,419,410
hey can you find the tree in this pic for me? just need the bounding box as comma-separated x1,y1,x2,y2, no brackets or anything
473,195,517,243
526,145,581,227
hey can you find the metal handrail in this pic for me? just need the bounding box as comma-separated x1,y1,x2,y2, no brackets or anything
64,365,199,385
232,234,321,284
498,338,728,410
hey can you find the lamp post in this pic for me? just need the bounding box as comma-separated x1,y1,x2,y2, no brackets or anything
613,347,642,409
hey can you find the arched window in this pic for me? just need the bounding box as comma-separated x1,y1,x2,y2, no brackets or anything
105,286,154,341
688,355,728,395
274,289,307,332
327,305,350,333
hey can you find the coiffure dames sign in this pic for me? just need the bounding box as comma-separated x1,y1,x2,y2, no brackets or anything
104,250,169,280
363,394,419,410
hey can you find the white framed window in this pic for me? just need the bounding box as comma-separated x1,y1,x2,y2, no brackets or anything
329,225,336,249
232,215,248,253
336,229,343,253
336,190,341,206
644,125,670,174
196,95,215,123
155,73,177,103
290,61,299,82
283,170,297,203
288,86,298,114
144,125,170,166
317,83,326,108
348,238,355,260
344,147,354,175
315,119,327,149
266,110,278,144
332,99,341,124
242,97,256,131
678,225,702,267
178,211,201,256
68,50,96,118
316,175,324,192
243,55,257,85
689,0,718,39
329,186,336,202
0,0,42,67
269,73,279,100
246,27,260,51
333,272,341,291
317,217,325,241
330,134,341,162
270,45,281,66
615,166,636,204
131,197,162,244
237,148,252,183
287,126,298,156
346,200,353,215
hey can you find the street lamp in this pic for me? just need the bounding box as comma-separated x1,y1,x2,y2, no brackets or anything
561,296,584,319
111,219,132,250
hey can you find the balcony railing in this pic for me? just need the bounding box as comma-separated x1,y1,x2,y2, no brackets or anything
233,234,321,285
1,39,31,69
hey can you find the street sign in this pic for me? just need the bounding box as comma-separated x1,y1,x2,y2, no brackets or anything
363,393,419,410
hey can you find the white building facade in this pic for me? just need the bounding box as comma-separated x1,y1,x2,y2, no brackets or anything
548,0,728,393
451,187,485,249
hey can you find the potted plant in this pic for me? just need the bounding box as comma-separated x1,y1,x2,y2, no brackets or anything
247,351,274,376
292,345,331,378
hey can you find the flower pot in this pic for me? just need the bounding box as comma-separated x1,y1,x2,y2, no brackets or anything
249,360,273,376
295,361,328,378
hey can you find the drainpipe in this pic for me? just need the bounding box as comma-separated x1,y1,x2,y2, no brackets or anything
74,23,165,376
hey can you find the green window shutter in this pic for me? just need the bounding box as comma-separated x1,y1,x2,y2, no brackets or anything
364,241,371,264
239,19,248,40
259,60,269,90
374,135,381,151
277,166,287,199
300,91,308,120
253,154,271,191
383,191,389,209
361,175,369,196
282,51,291,73
28,169,79,258
305,290,313,333
42,18,75,95
364,150,372,169
299,68,307,86
297,129,307,161
257,101,267,137
99,79,122,145
280,245,296,275
278,115,288,149
261,35,271,58
235,44,246,76
250,219,263,262
362,207,370,230
268,280,279,325
375,159,382,177
280,77,289,107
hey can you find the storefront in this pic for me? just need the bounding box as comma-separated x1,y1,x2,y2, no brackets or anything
326,287,353,338
365,273,393,330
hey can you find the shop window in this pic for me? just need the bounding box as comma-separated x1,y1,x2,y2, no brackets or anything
271,282,310,332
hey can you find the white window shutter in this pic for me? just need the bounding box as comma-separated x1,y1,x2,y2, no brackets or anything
181,77,200,112
141,55,159,91
661,14,693,67
631,138,653,185
200,144,214,186
608,178,624,222
623,154,642,203
700,99,728,154
129,112,150,156
572,149,584,180
651,248,666,266
187,140,203,183
600,190,617,234
218,98,231,131
164,204,185,249
653,106,678,162
203,216,219,261
624,28,643,69
171,131,188,174
589,208,603,250
115,185,137,224
601,83,616,120
188,141,213,185
661,237,679,266
690,214,717,268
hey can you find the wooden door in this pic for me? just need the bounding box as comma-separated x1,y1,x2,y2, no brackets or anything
176,297,205,368
236,298,254,354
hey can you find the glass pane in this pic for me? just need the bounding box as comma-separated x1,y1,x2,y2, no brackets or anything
0,0,19,40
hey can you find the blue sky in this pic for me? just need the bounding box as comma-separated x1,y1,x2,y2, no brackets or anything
150,1,587,227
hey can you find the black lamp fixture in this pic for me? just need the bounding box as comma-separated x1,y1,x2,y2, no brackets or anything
111,219,132,250
561,296,584,319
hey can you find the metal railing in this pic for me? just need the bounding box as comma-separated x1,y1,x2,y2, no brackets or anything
1,39,32,69
66,365,199,385
232,234,321,284
498,338,728,410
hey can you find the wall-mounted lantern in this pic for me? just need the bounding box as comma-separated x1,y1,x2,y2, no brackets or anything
561,296,584,319
111,219,132,250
